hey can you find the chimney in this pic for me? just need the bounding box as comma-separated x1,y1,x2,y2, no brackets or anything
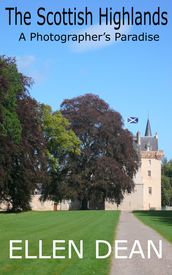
155,132,158,139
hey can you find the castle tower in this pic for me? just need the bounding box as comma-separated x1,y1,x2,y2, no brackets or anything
105,119,164,210
136,119,164,210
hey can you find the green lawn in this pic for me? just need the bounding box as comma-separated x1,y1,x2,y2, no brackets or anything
0,211,119,275
134,211,172,243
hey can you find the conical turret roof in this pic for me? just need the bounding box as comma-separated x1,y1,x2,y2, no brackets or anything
145,119,152,136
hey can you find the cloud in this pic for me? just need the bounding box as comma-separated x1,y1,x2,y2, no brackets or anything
72,22,131,52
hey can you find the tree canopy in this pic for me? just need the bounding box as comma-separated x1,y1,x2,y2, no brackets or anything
0,56,47,211
0,56,140,211
61,94,140,209
161,159,172,207
0,56,81,211
40,104,80,204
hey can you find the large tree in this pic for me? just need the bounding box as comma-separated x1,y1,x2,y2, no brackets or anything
61,94,139,209
0,56,47,211
40,104,80,207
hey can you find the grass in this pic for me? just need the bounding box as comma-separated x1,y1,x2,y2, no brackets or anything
134,211,172,243
0,211,119,275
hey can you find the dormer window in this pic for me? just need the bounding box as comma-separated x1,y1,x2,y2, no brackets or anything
145,143,151,151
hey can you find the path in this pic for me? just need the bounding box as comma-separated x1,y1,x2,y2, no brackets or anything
110,211,172,275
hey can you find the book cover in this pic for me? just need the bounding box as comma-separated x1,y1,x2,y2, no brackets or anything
0,1,171,274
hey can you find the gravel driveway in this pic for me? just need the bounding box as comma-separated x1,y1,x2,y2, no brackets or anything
110,211,172,275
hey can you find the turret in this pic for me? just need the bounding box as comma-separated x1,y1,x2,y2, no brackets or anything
145,119,152,136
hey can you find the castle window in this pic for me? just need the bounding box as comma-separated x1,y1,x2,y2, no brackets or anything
149,187,152,195
149,160,151,166
148,170,151,177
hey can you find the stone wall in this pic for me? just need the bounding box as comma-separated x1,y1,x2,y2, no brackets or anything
142,157,162,210
105,184,144,211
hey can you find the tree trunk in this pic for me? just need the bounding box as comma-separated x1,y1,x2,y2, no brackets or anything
54,202,58,211
80,197,88,210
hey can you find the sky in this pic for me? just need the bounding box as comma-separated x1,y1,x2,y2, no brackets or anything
0,0,172,159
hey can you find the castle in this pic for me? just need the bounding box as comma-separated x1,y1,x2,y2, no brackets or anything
105,119,164,210
31,119,164,211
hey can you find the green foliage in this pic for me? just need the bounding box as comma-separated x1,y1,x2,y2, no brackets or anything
0,56,47,211
41,104,80,159
161,159,172,207
0,56,22,144
0,55,81,210
40,104,80,203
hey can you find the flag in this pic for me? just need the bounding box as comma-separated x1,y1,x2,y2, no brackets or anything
127,117,139,124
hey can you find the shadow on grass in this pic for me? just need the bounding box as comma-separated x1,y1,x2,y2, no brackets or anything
133,210,172,227
0,210,31,214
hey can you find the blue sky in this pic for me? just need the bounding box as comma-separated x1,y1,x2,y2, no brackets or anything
0,0,172,159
